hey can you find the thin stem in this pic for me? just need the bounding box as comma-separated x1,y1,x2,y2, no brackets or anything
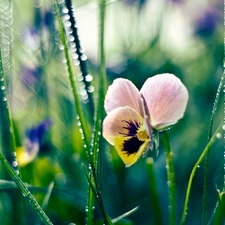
179,121,223,225
202,72,225,225
0,151,53,225
64,0,94,115
162,131,176,225
87,0,107,223
146,158,163,225
0,50,16,160
54,1,90,150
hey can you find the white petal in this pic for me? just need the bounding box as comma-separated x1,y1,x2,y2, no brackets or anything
104,78,142,115
140,73,188,129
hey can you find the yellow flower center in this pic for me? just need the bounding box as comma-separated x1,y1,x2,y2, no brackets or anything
136,130,148,141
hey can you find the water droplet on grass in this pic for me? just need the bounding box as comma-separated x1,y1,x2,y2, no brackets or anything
2,97,7,101
62,8,69,14
85,74,93,82
216,133,222,139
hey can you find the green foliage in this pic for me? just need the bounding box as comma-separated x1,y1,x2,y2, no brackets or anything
0,0,223,224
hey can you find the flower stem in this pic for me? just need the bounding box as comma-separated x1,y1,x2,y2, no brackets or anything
87,0,107,223
146,158,163,225
179,121,223,225
162,131,176,225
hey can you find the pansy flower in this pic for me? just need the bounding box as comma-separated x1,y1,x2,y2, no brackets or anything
103,73,188,167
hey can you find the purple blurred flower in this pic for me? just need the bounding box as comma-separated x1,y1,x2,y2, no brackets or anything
17,119,52,166
26,119,52,154
194,8,218,37
21,65,42,88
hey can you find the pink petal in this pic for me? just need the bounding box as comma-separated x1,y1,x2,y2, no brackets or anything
102,106,144,145
140,73,188,129
104,78,142,115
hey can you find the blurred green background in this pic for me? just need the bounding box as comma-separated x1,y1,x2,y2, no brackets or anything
0,0,223,224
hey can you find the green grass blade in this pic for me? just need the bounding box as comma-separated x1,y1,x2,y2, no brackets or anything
86,0,107,223
162,131,176,225
54,0,90,151
64,0,95,115
83,164,114,225
202,71,225,225
35,182,54,225
179,120,223,225
145,158,163,225
0,150,53,225
0,50,16,163
112,207,139,223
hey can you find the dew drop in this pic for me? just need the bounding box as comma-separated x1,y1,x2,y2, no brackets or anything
70,42,76,49
88,86,94,93
63,14,70,21
65,21,72,27
12,161,18,167
81,54,87,61
0,78,4,81
197,165,200,168
59,45,64,50
1,86,5,90
72,53,78,60
2,97,7,101
216,133,222,139
62,8,69,14
85,74,93,82
70,36,75,42
222,125,225,130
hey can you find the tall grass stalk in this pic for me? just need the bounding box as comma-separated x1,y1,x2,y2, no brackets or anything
146,158,163,225
162,131,176,225
54,1,90,150
202,72,225,225
64,0,94,115
179,120,223,225
87,0,107,223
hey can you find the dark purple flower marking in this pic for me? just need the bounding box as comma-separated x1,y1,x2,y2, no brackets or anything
119,120,141,137
122,137,144,156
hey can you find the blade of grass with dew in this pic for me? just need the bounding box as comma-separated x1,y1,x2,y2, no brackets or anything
207,190,225,225
145,157,163,225
64,0,94,114
179,120,223,225
112,206,139,223
0,150,54,225
202,71,225,225
83,164,114,225
0,50,16,167
35,182,54,225
0,49,53,225
54,1,90,151
86,0,107,223
162,131,176,225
